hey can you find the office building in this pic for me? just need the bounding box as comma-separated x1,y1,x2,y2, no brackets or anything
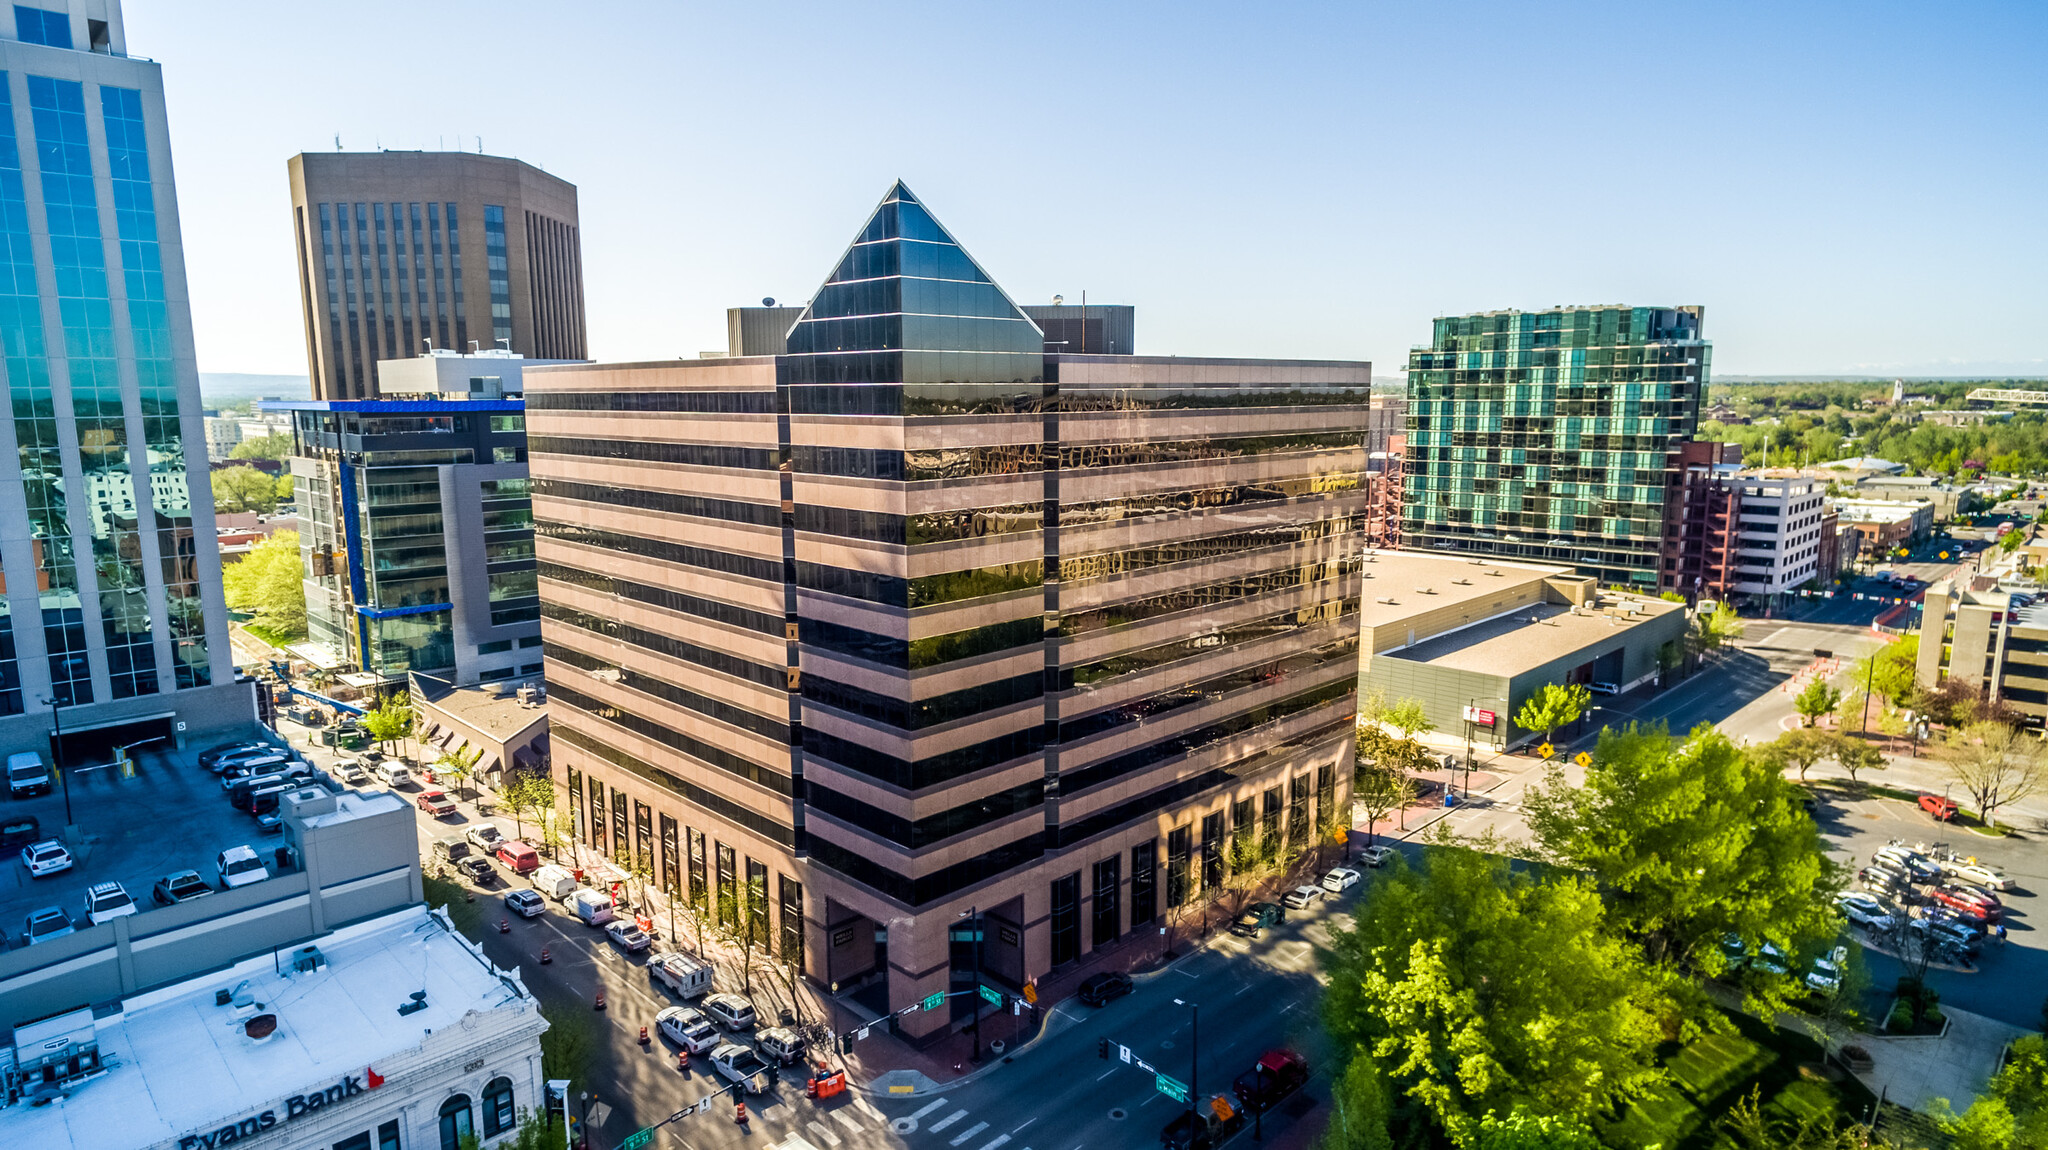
724,301,1135,358
1832,498,1935,555
1917,579,2048,727
1356,551,1688,749
288,151,585,400
0,1,252,759
1402,305,1710,588
1662,453,1828,601
529,182,1366,1039
267,351,550,687
0,786,548,1150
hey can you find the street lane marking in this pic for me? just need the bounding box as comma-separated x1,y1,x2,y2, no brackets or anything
1013,1117,1036,1134
1234,982,1253,995
930,1109,968,1132
1094,1068,1115,1080
949,1121,989,1146
912,1099,950,1120
828,1109,863,1133
854,1098,884,1119
804,1121,841,1147
978,1136,1011,1150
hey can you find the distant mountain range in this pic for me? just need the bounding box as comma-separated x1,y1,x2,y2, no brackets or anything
200,372,309,403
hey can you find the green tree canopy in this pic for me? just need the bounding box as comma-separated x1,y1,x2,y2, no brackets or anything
1793,678,1842,727
1520,723,1841,986
1867,635,1919,706
230,432,293,462
221,528,305,639
1938,721,2046,828
1322,844,1670,1144
1939,1034,2048,1150
1513,683,1591,748
360,691,415,755
211,464,280,514
1758,727,1839,784
1696,602,1747,651
1472,1110,1603,1150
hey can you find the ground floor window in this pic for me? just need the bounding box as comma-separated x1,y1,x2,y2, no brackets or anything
482,1076,515,1136
1166,826,1191,908
1092,855,1120,947
437,1094,472,1150
1131,840,1157,925
1049,872,1080,966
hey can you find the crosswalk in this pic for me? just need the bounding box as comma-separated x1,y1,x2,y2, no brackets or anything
840,1095,1034,1150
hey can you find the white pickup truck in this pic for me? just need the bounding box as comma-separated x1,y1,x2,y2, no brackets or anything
709,1044,772,1094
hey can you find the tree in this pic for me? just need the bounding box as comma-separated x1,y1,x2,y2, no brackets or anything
1696,602,1747,652
1322,844,1669,1143
221,529,306,639
437,743,481,801
1869,635,1920,705
211,464,281,514
1383,698,1434,739
360,691,415,758
1320,1054,1396,1150
1938,722,2047,828
1937,1034,2048,1150
1472,1110,1603,1150
1353,763,1412,845
1222,827,1283,916
274,472,297,505
1834,736,1887,783
1794,678,1842,727
1513,683,1591,748
501,772,555,844
1758,727,1838,784
1520,723,1842,993
230,432,293,462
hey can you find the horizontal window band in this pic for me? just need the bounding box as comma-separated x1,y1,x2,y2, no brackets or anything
536,521,782,584
555,724,794,847
533,478,779,527
539,563,782,635
531,435,777,472
542,602,784,690
551,684,792,796
526,391,777,414
1059,677,1356,799
805,776,1045,851
545,641,789,742
808,827,1046,909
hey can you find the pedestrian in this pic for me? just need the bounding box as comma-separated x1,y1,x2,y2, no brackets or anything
1996,922,2008,945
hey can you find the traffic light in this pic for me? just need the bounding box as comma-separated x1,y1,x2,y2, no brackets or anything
1097,1038,1109,1060
838,1033,854,1054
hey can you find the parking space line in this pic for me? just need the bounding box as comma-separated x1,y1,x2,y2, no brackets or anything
949,1121,989,1146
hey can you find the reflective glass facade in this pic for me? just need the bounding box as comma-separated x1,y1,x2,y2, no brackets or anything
1402,305,1709,586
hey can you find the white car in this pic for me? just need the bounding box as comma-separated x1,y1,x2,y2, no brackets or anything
216,845,271,889
1358,845,1395,868
1281,885,1324,910
20,840,72,878
702,993,756,1031
336,760,371,786
466,823,505,851
84,881,138,925
24,906,74,945
1321,866,1362,893
1833,891,1896,931
656,1006,721,1054
1805,946,1849,993
1945,862,2014,892
606,922,653,953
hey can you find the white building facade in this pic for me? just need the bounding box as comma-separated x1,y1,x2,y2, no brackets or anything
1730,472,1826,595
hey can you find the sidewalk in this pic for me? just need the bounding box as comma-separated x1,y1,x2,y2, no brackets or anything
1853,1005,2029,1112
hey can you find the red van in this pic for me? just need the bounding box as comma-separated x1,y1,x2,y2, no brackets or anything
495,841,540,874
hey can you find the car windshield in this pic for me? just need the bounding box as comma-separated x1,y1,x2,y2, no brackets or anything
95,890,132,908
225,857,262,875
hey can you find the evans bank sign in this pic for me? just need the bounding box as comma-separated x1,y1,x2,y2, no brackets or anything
178,1069,383,1149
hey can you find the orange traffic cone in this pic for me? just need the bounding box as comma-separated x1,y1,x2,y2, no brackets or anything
639,1026,649,1045
540,947,551,964
594,989,606,1010
735,1101,748,1125
678,1049,690,1072
497,919,509,934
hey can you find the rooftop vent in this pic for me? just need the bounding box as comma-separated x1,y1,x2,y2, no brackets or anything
397,990,429,1017
1484,569,1504,576
1451,578,1471,586
245,1013,278,1042
1416,587,1437,595
292,946,328,975
1377,597,1399,605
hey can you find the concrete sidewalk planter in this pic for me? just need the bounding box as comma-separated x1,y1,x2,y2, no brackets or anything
1840,1044,1875,1073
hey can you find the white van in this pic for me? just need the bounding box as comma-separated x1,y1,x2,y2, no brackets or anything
375,760,411,787
648,951,714,1000
531,864,578,902
6,751,49,798
566,888,616,927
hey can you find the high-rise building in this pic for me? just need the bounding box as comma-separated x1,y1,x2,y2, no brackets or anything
723,302,1134,358
1402,305,1710,587
0,1,251,759
288,151,585,400
1661,449,1828,602
528,182,1366,1038
267,351,549,687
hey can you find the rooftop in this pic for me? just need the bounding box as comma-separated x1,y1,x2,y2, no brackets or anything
3,905,537,1150
1354,550,1575,634
1384,595,1685,677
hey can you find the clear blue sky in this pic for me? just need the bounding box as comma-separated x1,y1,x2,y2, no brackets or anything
132,1,2046,381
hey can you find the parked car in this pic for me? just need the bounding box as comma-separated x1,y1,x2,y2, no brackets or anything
756,1026,806,1067
1918,793,1958,821
1928,888,1997,923
1320,866,1362,893
1858,864,1909,893
199,741,272,770
503,889,547,918
1161,1096,1245,1150
216,845,271,890
466,823,505,851
23,907,74,946
1358,845,1395,868
1873,846,1942,883
1834,891,1896,930
1945,862,2014,891
1805,946,1849,993
1232,1049,1311,1113
656,1006,721,1053
708,1043,772,1093
703,993,757,1031
335,759,371,786
219,756,295,789
1281,885,1324,910
153,870,214,904
375,761,412,788
456,856,497,884
606,922,653,953
84,881,137,926
415,790,457,818
1910,917,1981,957
431,837,471,866
1078,971,1135,1007
1230,902,1284,939
566,888,616,927
20,840,72,878
495,840,540,875
0,816,40,852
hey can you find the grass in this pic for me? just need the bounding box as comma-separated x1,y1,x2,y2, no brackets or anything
1597,1008,1876,1149
238,621,306,651
1861,783,2016,837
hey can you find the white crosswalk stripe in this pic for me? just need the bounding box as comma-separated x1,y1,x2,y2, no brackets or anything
949,1121,989,1146
828,1109,864,1133
977,1136,1011,1150
911,1099,950,1120
805,1119,842,1147
928,1109,968,1132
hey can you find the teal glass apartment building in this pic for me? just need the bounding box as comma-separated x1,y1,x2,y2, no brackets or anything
0,2,249,758
1402,305,1709,587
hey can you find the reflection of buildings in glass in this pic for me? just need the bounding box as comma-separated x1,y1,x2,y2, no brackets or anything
531,182,1368,1040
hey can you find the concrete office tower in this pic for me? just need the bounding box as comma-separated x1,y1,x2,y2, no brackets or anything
1403,305,1710,588
0,1,251,758
528,182,1367,1039
288,151,585,400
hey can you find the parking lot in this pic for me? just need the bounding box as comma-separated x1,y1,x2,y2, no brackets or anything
0,725,293,948
1814,783,2045,1028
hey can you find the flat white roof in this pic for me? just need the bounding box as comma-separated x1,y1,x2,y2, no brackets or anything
3,906,531,1150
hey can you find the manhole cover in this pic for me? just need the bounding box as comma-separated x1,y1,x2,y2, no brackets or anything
891,1118,918,1134
1160,1039,1174,1049
1109,1109,1128,1121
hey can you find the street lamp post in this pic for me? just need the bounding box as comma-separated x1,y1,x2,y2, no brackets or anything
39,696,75,832
959,906,983,1063
1175,998,1199,1140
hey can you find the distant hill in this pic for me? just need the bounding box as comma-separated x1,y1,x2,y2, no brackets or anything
200,372,309,403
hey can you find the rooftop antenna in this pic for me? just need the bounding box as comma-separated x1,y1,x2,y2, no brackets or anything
334,134,341,152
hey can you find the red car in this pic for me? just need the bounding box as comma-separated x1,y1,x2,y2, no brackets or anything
1931,885,2002,921
1918,794,1958,822
1232,1049,1310,1113
415,790,457,817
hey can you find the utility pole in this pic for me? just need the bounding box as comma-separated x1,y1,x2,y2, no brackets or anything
960,906,983,1062
1175,998,1199,1139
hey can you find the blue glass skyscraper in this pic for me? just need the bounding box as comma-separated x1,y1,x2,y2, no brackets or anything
0,3,249,758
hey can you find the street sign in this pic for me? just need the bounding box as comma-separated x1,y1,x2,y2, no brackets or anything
1537,742,1554,760
1462,706,1496,726
1156,1073,1190,1103
1022,980,1038,1005
979,984,1003,1007
620,1129,654,1150
923,991,946,1012
668,1110,687,1124
1574,751,1593,768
